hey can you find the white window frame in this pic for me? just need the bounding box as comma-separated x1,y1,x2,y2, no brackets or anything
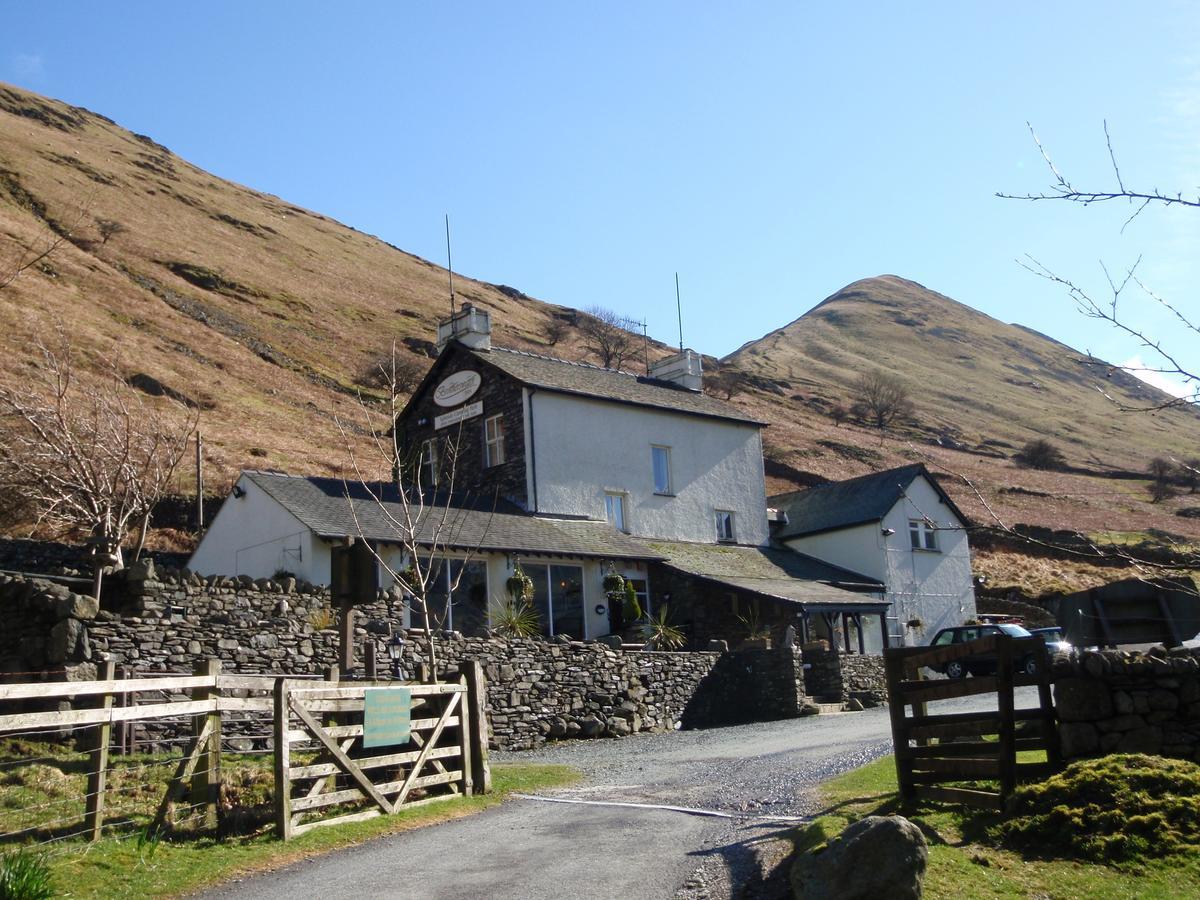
908,519,938,552
651,445,673,495
420,438,438,488
483,414,505,467
715,509,736,543
605,491,627,532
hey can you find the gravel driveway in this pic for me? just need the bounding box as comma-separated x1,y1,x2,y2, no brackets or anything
201,689,1036,900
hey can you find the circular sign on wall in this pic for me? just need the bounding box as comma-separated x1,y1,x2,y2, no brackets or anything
433,370,482,407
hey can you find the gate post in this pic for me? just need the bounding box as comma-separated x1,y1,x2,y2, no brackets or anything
273,678,293,840
996,636,1017,799
85,659,116,841
461,660,491,794
191,659,221,829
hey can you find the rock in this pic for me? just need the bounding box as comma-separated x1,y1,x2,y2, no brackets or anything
799,702,821,717
792,815,927,900
844,697,864,712
1058,722,1099,758
1054,677,1113,722
58,591,100,620
1117,726,1162,754
577,715,604,738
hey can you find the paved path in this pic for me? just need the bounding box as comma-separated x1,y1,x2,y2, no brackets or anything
202,689,1036,900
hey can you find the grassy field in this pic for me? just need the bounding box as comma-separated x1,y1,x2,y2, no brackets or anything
795,756,1200,899
0,738,578,898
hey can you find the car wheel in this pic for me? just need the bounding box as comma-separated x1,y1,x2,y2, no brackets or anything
945,660,966,679
1022,656,1039,676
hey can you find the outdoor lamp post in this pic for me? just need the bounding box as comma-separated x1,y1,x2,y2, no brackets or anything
387,632,405,681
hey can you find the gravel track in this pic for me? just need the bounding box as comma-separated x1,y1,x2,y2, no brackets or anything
201,689,1037,900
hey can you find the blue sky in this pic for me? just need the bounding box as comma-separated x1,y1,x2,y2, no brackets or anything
4,2,1199,391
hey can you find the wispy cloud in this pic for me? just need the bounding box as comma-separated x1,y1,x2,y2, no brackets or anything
1120,354,1193,398
10,53,44,81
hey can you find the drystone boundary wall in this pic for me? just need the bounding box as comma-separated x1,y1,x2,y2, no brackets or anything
839,653,888,707
0,561,813,750
1053,647,1200,762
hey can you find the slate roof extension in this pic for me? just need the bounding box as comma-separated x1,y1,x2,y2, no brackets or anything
244,472,663,561
641,539,886,610
770,463,969,541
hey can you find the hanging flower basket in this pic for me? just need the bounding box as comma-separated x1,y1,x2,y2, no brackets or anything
506,564,535,602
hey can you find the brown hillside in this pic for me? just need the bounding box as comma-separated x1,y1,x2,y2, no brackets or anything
0,82,675,485
2,82,1198,576
723,275,1200,545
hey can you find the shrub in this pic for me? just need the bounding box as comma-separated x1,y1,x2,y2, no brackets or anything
0,849,54,900
1013,438,1066,470
997,754,1200,865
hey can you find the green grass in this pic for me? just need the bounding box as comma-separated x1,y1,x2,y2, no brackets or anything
0,739,578,899
795,755,1200,899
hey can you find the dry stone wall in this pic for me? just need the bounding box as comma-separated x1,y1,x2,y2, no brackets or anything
1,561,816,750
1053,647,1200,762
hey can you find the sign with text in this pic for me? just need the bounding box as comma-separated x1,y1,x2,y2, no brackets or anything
434,400,483,430
433,370,482,407
362,687,412,748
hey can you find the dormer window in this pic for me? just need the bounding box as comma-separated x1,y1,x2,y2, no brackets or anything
484,414,505,467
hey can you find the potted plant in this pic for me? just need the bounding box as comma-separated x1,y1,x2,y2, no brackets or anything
738,607,772,649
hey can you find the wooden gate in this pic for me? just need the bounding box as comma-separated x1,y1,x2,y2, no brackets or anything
274,664,489,839
884,634,1060,809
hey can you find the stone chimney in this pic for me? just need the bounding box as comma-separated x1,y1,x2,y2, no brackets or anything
648,349,703,392
436,304,492,353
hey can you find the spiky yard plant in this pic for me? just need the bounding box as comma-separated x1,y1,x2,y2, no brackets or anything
640,604,685,650
0,849,54,900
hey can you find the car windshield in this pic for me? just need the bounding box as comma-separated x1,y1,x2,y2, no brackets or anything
998,624,1033,637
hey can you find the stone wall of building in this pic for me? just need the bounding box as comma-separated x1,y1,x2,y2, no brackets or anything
1053,647,1200,762
839,653,887,707
1,561,817,750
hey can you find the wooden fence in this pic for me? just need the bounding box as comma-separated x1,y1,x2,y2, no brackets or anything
884,634,1060,809
0,660,490,844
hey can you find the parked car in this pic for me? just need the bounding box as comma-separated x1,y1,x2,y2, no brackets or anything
927,623,1041,678
1029,626,1072,655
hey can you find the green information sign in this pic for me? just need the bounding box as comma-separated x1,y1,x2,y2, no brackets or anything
362,687,412,748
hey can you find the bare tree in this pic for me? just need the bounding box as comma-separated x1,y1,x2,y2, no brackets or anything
828,404,849,427
1148,457,1177,503
849,371,914,429
0,335,198,596
1002,122,1199,409
540,317,569,347
356,343,426,397
0,200,92,291
338,391,495,683
95,218,126,246
706,366,747,400
579,306,639,370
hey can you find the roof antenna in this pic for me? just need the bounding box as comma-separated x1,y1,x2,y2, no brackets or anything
675,272,684,352
445,213,456,317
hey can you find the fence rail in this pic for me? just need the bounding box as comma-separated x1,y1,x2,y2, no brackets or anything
0,660,490,844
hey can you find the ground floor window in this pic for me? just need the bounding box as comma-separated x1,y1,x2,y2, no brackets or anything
522,563,584,638
416,557,489,637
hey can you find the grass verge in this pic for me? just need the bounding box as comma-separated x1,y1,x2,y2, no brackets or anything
795,756,1200,899
4,762,578,899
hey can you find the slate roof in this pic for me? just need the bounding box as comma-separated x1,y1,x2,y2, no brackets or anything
244,472,663,561
640,539,886,610
770,463,968,540
472,347,764,425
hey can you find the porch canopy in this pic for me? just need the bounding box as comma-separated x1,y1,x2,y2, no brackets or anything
643,539,891,652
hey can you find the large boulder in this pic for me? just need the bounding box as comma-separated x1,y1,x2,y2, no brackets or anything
792,815,927,900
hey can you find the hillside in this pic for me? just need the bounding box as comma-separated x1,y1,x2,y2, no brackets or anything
2,81,1198,583
724,275,1200,550
0,81,657,484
